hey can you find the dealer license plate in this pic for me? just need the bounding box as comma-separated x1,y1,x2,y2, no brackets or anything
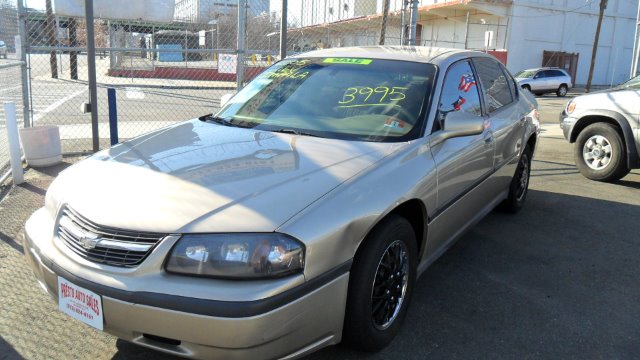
57,277,104,330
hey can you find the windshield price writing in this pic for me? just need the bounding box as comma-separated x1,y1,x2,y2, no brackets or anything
265,59,312,80
338,86,407,108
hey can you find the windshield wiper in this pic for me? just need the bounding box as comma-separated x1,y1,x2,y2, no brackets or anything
271,128,322,137
202,115,245,127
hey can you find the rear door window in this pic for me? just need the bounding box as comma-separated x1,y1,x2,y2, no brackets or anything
473,58,514,113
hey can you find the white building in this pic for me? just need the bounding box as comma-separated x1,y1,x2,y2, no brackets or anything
175,0,270,23
281,0,639,85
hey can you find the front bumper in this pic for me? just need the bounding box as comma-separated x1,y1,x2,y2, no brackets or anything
559,111,577,141
24,207,349,360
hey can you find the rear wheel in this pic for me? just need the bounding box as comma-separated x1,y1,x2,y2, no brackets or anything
521,85,531,93
574,123,629,181
343,215,417,352
556,84,568,97
500,145,532,213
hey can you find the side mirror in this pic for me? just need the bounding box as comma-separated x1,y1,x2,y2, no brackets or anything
430,111,485,146
220,93,234,107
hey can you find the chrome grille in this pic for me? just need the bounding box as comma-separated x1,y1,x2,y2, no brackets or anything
57,206,166,267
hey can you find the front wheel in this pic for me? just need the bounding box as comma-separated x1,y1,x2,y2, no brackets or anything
500,145,532,213
343,215,417,352
556,84,568,97
574,123,629,181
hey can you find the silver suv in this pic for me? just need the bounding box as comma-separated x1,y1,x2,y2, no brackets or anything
560,74,640,181
515,68,572,97
0,41,7,59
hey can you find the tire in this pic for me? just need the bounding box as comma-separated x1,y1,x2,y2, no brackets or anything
556,84,568,97
574,123,630,182
521,85,531,92
343,215,418,352
500,145,532,213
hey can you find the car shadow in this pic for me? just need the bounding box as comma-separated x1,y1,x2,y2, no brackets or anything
612,178,640,189
0,336,25,360
112,339,179,360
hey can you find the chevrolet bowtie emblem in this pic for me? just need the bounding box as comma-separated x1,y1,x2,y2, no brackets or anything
79,232,101,250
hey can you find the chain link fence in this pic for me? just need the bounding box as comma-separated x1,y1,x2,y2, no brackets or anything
5,0,418,161
22,1,264,154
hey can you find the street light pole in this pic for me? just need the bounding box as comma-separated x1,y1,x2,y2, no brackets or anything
586,0,608,92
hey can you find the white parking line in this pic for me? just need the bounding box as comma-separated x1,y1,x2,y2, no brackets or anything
539,124,565,138
33,88,87,124
0,84,23,94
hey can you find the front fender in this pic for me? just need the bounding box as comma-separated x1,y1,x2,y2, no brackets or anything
278,140,437,281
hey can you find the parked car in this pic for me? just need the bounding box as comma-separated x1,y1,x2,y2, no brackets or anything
560,74,640,181
0,41,7,59
515,67,573,97
24,46,539,360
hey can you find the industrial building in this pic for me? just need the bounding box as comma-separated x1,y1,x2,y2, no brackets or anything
281,0,639,85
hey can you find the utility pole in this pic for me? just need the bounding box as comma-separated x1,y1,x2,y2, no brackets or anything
280,0,287,59
69,18,78,80
379,0,390,45
45,0,58,78
586,0,607,92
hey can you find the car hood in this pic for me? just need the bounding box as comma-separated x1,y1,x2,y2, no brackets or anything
48,119,399,233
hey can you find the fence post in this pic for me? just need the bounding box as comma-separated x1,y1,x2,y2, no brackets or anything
107,88,118,146
236,0,247,89
408,0,419,46
379,0,390,45
280,0,287,59
4,102,24,185
84,0,100,152
16,0,31,128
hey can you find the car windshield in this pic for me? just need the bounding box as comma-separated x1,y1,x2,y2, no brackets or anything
618,74,640,89
214,57,437,142
514,70,536,78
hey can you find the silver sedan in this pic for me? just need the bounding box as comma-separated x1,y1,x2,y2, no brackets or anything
24,46,539,359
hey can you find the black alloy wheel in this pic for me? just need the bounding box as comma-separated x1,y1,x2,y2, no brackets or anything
343,215,417,352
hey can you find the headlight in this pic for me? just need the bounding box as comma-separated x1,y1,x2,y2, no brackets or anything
166,233,305,279
566,101,577,114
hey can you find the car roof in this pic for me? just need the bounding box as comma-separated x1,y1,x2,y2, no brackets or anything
523,67,566,72
293,46,495,67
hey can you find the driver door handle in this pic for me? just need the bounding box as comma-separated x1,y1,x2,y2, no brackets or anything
483,132,494,145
